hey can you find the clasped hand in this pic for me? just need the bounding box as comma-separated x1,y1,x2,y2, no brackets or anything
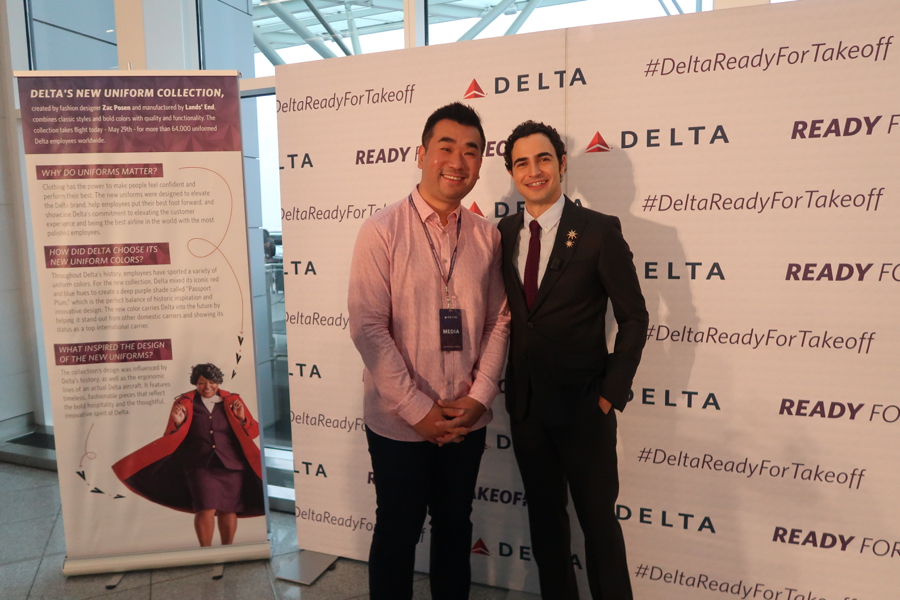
412,396,485,445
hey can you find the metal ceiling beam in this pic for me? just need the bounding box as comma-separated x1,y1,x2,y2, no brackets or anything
253,0,594,52
253,27,286,65
458,0,518,42
267,1,338,59
345,0,363,54
301,0,354,54
256,0,482,26
504,0,541,35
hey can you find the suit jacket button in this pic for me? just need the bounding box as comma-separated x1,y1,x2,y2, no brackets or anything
527,322,533,329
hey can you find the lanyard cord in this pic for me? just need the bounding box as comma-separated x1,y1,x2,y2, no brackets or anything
408,194,461,308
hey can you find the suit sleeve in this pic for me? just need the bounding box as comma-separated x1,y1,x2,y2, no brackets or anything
596,217,649,411
348,218,435,426
467,233,511,408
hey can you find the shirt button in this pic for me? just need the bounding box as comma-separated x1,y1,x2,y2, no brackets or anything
212,445,216,448
527,322,534,329
210,430,214,434
209,415,213,419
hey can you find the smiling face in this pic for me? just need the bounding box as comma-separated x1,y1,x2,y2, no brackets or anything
195,375,219,399
417,119,483,209
509,132,567,212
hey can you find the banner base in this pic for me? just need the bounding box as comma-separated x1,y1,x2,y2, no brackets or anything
273,550,338,586
62,542,271,576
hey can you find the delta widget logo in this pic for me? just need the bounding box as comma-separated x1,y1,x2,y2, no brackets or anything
469,202,485,216
586,132,612,153
464,79,486,100
471,539,491,555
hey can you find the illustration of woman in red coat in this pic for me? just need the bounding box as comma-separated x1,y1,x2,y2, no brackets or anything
112,363,265,547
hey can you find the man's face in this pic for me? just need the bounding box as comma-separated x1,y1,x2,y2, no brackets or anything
509,133,566,207
417,119,483,206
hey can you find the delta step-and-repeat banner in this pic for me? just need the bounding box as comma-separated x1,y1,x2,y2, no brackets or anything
16,72,270,574
276,0,897,597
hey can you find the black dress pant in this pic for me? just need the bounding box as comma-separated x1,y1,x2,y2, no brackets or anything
366,426,486,600
510,403,632,600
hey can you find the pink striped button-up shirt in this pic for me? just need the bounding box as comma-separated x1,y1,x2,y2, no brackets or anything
348,187,510,442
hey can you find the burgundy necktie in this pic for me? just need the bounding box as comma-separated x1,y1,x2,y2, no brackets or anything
524,220,541,309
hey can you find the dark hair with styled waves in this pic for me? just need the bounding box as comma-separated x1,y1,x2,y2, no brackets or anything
421,102,486,154
504,120,566,172
190,363,224,385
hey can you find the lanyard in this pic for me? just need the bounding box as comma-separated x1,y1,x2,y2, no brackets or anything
408,194,461,308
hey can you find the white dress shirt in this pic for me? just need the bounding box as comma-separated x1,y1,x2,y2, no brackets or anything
515,193,565,287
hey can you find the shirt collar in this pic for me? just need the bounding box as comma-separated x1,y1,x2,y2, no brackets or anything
523,192,565,231
412,186,462,225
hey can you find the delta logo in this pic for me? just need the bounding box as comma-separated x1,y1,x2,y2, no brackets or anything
469,201,485,217
586,132,612,153
471,537,585,567
471,539,491,555
464,79,486,100
463,69,586,99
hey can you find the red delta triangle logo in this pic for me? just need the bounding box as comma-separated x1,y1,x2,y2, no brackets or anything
471,538,491,555
469,201,485,217
586,132,611,153
464,79,486,100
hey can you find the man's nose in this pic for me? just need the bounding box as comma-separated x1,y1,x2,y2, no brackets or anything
447,149,465,167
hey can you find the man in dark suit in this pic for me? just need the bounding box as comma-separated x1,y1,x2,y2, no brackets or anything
497,121,648,600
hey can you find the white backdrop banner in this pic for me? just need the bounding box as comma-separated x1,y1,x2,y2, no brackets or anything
16,72,269,574
277,1,898,597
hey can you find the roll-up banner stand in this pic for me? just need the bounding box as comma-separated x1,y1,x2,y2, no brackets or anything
276,0,898,597
15,71,270,575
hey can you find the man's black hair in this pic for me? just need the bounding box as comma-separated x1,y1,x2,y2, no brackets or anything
421,102,486,154
190,363,224,385
504,120,567,172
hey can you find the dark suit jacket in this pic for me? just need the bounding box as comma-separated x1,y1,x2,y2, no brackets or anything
499,198,649,426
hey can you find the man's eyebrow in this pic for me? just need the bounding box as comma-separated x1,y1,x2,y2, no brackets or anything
512,151,551,165
436,136,456,144
464,141,480,150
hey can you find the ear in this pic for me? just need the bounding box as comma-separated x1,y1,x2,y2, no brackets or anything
417,144,425,169
560,154,568,175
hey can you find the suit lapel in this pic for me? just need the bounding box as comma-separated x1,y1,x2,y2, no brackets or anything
531,197,586,314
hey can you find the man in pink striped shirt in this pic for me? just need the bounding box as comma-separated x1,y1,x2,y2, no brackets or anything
349,103,509,600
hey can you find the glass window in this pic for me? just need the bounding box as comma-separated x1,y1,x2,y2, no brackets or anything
253,94,292,449
429,0,712,45
252,0,404,75
26,0,118,70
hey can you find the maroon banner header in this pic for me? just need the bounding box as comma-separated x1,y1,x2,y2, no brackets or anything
18,75,241,155
54,339,173,366
45,243,171,268
37,164,164,180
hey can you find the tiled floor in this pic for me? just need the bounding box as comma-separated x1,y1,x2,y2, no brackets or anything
0,462,530,599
